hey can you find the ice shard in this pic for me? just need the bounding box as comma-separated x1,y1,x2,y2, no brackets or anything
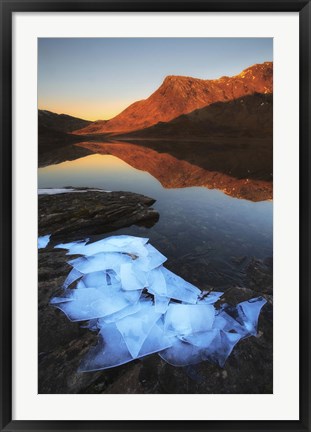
120,262,148,291
199,291,224,304
53,287,133,321
161,268,201,304
69,252,131,274
236,297,267,336
62,268,84,289
154,295,170,314
147,267,167,297
164,304,215,336
79,322,133,372
135,244,167,271
38,234,51,249
115,305,161,358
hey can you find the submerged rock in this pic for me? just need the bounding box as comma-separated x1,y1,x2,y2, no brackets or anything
38,189,159,240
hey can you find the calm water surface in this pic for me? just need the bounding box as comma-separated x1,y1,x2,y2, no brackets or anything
38,153,272,290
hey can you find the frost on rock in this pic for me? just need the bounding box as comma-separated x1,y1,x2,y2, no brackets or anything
38,234,51,249
50,235,267,371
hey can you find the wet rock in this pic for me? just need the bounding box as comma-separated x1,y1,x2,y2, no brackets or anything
38,190,159,241
245,257,273,294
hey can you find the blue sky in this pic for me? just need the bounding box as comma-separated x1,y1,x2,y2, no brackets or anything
38,38,273,120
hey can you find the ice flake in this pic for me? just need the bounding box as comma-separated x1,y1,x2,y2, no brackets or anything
79,322,133,371
79,320,173,372
179,329,219,348
120,262,148,291
138,322,173,358
50,296,73,304
81,271,112,289
202,330,242,367
164,303,215,336
53,287,131,321
38,234,51,249
161,268,201,304
236,297,267,336
99,301,145,324
154,296,170,314
62,268,83,289
135,244,167,271
214,310,249,338
63,235,149,257
115,306,161,358
159,337,202,367
199,291,224,304
147,268,167,297
69,252,131,274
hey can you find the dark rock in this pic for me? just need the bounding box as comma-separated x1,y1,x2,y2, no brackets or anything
38,190,159,241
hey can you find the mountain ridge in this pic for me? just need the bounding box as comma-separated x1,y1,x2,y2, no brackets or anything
38,110,92,133
73,61,273,135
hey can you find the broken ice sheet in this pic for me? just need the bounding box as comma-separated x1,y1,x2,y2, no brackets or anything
179,328,219,348
147,267,167,297
201,330,242,368
199,291,224,304
120,262,148,291
79,320,173,372
134,244,167,271
99,301,145,324
80,271,114,289
161,267,201,304
57,235,149,257
160,329,241,368
154,295,170,314
69,252,131,274
50,234,267,371
164,303,215,336
62,267,84,289
213,310,249,338
115,305,161,358
159,337,203,367
79,322,133,371
53,287,133,321
236,297,267,336
38,234,51,249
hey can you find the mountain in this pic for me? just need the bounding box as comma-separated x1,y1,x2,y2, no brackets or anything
74,61,273,135
38,110,93,150
118,93,272,139
38,110,92,133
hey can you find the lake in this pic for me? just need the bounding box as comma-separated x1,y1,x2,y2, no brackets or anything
38,150,272,291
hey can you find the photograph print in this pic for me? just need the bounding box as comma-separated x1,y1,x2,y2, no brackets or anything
38,38,273,394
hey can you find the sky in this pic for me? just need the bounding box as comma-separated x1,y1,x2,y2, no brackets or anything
38,38,273,121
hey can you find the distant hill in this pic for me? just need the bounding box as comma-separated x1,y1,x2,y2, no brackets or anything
38,110,92,133
74,61,273,135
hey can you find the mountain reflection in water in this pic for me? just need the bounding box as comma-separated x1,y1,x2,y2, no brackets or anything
38,146,272,289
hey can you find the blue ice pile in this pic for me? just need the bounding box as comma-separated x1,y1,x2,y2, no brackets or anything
50,235,267,371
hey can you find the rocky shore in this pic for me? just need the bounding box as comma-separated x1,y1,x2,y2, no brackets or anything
38,189,159,241
38,188,272,394
38,247,272,393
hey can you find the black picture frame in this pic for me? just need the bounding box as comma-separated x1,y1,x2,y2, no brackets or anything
1,0,310,431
